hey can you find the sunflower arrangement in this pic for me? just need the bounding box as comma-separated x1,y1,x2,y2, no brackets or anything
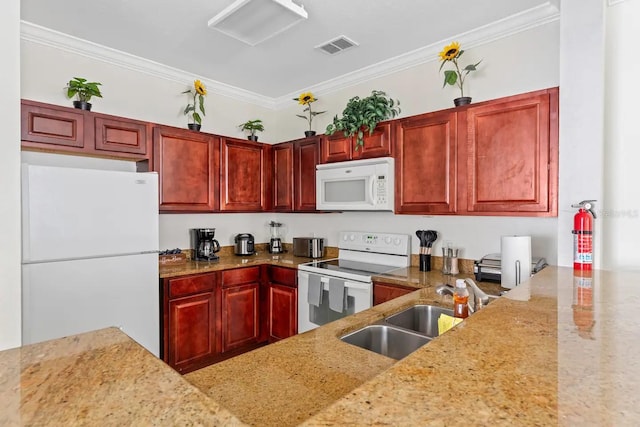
439,42,481,98
183,79,207,125
293,92,325,132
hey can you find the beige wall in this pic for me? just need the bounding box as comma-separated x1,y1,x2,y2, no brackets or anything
274,22,560,142
0,0,22,350
20,20,563,264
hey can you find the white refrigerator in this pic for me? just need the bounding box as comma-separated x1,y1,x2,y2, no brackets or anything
21,164,160,356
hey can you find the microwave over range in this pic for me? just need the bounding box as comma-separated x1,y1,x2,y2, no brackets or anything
316,157,394,211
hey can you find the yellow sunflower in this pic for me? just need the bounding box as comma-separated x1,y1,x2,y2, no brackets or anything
297,92,316,105
439,42,460,62
194,80,207,96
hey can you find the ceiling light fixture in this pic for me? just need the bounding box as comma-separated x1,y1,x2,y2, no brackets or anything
208,0,308,46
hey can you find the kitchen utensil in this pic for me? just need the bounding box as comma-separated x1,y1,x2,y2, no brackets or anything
442,246,459,275
234,233,255,256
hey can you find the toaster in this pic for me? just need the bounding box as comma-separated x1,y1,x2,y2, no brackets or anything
474,253,547,283
293,237,325,258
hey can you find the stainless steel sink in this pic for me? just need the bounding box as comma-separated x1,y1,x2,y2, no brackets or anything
384,305,454,338
340,324,431,360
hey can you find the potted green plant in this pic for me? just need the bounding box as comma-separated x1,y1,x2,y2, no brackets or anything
183,80,207,131
325,90,400,150
238,119,265,141
438,41,482,106
293,91,325,137
65,77,103,111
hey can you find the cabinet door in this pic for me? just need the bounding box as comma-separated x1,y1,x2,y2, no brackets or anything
273,143,294,211
294,137,320,211
94,115,149,155
268,284,297,342
163,273,219,373
220,137,266,211
21,100,87,149
267,266,297,342
320,132,351,163
352,122,392,160
395,111,458,214
373,282,415,306
168,292,217,372
153,126,219,212
463,88,558,215
221,283,260,352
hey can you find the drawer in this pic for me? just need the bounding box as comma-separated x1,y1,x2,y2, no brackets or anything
169,273,216,299
222,266,261,287
268,266,297,287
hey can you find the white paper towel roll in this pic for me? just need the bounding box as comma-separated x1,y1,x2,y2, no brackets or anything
501,235,532,288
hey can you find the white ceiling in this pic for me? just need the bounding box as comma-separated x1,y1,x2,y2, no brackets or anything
20,0,559,104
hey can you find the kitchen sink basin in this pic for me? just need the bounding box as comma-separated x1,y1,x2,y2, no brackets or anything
384,304,454,338
340,324,431,360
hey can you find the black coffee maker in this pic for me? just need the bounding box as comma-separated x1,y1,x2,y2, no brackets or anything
191,228,221,261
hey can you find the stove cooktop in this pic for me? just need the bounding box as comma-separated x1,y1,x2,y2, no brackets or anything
298,258,403,281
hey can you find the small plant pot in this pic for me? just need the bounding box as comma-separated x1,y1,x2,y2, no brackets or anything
453,97,472,107
304,130,316,137
187,123,202,131
247,135,259,141
73,101,92,111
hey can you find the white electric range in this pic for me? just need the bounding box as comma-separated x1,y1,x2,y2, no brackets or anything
297,231,411,333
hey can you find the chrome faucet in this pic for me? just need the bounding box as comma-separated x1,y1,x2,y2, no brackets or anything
435,278,492,314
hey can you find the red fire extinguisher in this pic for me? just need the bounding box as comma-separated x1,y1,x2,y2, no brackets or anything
572,200,596,271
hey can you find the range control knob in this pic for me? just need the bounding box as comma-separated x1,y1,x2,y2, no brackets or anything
349,234,356,241
394,237,402,245
384,236,392,244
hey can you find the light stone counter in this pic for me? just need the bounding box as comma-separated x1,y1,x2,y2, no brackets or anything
0,328,244,426
3,267,638,426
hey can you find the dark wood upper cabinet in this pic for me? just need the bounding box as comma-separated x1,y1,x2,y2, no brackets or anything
395,111,458,214
220,137,268,212
273,136,321,212
320,132,351,163
21,100,149,162
273,142,294,211
21,101,87,149
93,114,149,155
461,87,559,216
320,122,392,163
153,126,220,212
294,137,321,211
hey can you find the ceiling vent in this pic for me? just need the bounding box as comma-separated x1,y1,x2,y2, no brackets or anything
208,0,308,46
316,36,358,55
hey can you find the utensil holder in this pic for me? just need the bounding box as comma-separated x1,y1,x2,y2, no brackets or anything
442,247,460,275
419,254,431,271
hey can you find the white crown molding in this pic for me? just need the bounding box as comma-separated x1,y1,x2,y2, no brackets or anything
21,1,559,112
20,21,278,109
274,1,560,108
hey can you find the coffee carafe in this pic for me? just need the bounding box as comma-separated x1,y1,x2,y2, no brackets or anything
191,228,221,261
268,221,284,254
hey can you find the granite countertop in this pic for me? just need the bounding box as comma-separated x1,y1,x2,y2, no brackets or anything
0,328,244,426
3,266,638,425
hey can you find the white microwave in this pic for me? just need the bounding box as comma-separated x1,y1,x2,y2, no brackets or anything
316,157,394,211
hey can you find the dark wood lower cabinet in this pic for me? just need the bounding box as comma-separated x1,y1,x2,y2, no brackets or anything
221,282,260,352
373,282,416,305
267,266,297,342
162,272,218,373
162,266,300,373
